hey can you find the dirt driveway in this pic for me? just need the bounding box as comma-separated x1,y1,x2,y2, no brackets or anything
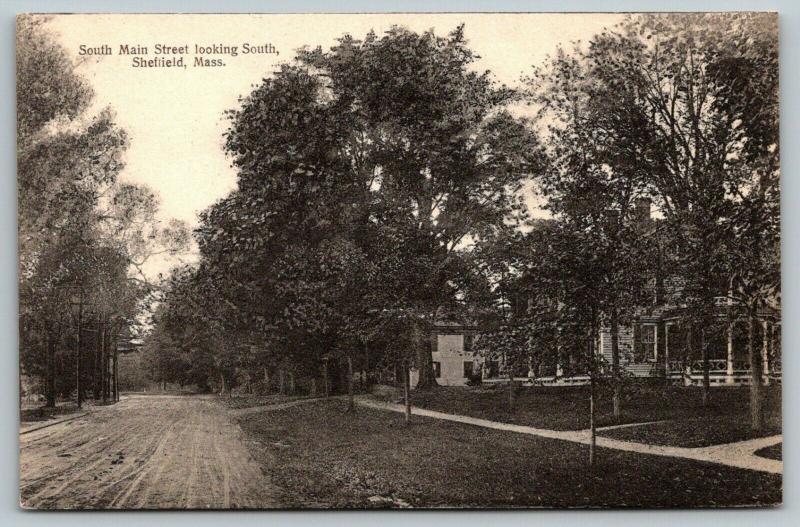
20,394,284,509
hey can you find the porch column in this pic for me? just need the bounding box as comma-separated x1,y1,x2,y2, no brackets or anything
664,323,670,372
762,320,770,386
726,320,735,384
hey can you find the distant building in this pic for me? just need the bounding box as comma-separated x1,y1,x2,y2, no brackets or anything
430,322,480,386
426,198,781,388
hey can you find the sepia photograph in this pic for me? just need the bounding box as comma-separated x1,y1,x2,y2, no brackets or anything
16,11,781,509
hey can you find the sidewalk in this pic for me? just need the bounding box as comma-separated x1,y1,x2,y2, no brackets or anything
356,397,783,475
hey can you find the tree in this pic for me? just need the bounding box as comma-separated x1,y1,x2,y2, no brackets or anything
709,14,779,430
17,16,189,406
189,26,540,395
295,26,541,388
530,14,779,417
531,42,654,419
612,14,779,409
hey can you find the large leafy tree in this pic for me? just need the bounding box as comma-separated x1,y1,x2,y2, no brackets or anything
531,37,657,419
530,13,778,420
615,14,779,418
188,26,540,391
18,16,189,405
285,26,539,387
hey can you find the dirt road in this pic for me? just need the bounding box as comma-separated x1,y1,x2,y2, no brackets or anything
19,394,284,509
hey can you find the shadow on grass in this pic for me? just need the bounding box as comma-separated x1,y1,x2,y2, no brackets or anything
235,398,781,508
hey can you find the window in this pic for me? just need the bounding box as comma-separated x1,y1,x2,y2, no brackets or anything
464,334,474,352
432,361,442,378
642,324,657,361
463,361,474,377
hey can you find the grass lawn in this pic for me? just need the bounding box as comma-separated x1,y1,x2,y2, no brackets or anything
20,402,82,423
755,444,782,461
599,415,781,447
404,383,781,440
220,393,310,410
234,399,781,508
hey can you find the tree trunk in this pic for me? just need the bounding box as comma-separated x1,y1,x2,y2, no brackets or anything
589,375,596,468
588,332,597,469
610,306,621,421
310,378,317,398
219,372,226,396
413,321,438,390
322,362,329,397
507,370,516,411
113,341,119,402
91,316,99,399
101,326,108,402
278,369,285,395
45,328,56,408
287,371,295,395
748,304,764,431
75,297,83,410
347,355,355,412
684,323,694,386
403,359,411,425
701,327,710,408
363,340,370,391
98,320,106,401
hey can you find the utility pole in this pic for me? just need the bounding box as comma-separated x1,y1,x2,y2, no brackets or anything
75,290,84,409
112,331,119,402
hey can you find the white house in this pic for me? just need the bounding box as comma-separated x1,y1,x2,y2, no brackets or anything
410,322,480,387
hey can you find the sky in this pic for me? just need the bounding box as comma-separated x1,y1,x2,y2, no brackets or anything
46,13,625,278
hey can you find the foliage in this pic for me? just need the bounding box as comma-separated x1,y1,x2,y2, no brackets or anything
17,15,189,403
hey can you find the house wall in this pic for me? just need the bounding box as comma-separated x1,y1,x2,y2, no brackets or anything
432,333,479,386
599,326,634,365
599,323,662,377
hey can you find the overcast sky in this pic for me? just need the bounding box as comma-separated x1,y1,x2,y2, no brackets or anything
47,13,625,277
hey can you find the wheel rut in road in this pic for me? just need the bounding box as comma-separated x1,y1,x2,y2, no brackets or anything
20,395,285,509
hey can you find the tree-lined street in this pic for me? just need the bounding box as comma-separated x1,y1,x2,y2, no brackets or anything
17,12,781,509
